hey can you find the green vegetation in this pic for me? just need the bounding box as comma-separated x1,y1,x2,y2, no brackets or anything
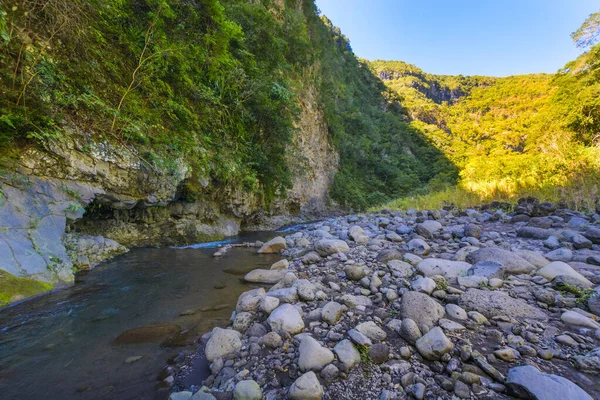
0,270,52,307
0,0,454,211
371,12,600,211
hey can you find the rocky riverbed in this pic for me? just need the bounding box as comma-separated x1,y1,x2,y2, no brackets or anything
168,200,600,400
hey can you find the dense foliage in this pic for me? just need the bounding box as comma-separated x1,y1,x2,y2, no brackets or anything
0,0,454,211
370,33,600,210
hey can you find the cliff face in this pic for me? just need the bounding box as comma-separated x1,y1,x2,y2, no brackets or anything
0,76,338,289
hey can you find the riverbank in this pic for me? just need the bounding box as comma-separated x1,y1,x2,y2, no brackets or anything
170,200,600,399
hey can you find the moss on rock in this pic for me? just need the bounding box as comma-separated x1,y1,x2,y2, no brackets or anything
0,270,52,307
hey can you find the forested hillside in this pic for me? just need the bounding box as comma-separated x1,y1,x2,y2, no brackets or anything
370,24,600,210
0,0,454,212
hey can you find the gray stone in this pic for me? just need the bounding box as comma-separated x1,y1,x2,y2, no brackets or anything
506,365,593,400
205,328,242,362
411,276,436,294
236,288,266,313
536,261,593,288
345,264,366,281
314,239,349,256
289,371,323,400
387,260,414,277
406,239,430,256
399,291,445,332
355,321,387,342
333,339,361,369
267,304,305,334
321,301,344,325
467,260,505,279
459,289,547,320
257,236,287,253
233,380,262,400
244,269,286,284
466,248,536,275
416,258,471,278
399,318,422,344
299,336,334,371
415,327,453,360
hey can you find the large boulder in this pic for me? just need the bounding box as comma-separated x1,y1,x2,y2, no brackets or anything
416,258,471,278
506,365,593,400
244,269,286,284
536,261,593,288
314,239,349,256
299,336,334,371
415,327,453,360
459,289,547,320
289,371,323,400
267,304,305,334
399,291,445,333
257,236,287,253
205,327,242,362
466,248,536,275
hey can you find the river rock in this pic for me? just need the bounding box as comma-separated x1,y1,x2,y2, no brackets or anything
466,248,536,275
233,380,262,400
236,288,266,313
267,304,305,334
294,279,317,301
205,327,242,362
114,323,181,345
355,321,387,342
387,260,414,277
259,295,279,314
411,276,436,294
270,259,289,270
583,227,600,244
399,291,445,333
536,261,593,288
467,260,505,279
561,310,600,330
506,365,593,400
406,239,430,256
244,269,286,284
314,239,349,256
345,264,366,281
257,236,287,253
399,318,422,344
267,287,298,303
340,294,372,308
574,348,600,375
259,332,283,349
232,312,254,333
415,220,442,238
445,304,468,320
415,327,453,360
515,250,550,267
289,371,323,400
333,339,361,369
416,258,471,278
545,248,573,262
349,226,369,243
299,336,334,371
321,301,344,325
459,289,547,320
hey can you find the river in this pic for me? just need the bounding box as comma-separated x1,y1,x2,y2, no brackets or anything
0,230,289,400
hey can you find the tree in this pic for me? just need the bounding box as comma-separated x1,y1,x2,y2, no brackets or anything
572,11,600,48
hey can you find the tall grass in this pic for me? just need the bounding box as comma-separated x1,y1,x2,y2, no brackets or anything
373,172,600,212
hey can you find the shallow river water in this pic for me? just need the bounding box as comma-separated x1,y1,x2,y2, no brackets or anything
0,230,287,400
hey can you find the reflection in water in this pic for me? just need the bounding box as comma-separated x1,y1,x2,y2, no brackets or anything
0,231,282,400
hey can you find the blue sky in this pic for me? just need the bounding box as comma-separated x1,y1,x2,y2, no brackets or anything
315,0,599,76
